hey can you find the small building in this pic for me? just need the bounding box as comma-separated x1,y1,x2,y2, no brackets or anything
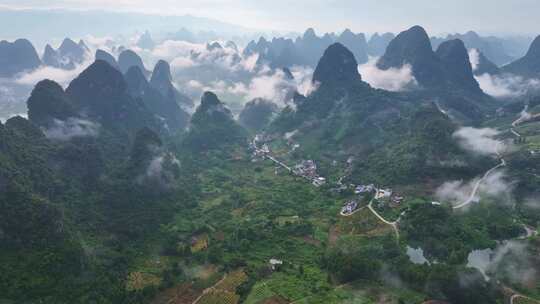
375,188,392,200
312,177,326,187
269,258,283,271
341,200,359,215
431,201,441,206
355,184,375,194
391,195,404,205
293,160,317,177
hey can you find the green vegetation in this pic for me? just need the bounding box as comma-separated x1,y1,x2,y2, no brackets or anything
2,42,540,304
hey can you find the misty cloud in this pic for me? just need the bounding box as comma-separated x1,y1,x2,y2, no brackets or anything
406,246,430,265
523,197,540,210
150,39,254,73
15,59,93,88
139,152,181,190
358,58,417,92
43,118,100,140
152,40,205,61
194,66,315,110
230,70,294,105
475,73,540,98
436,179,476,204
435,170,513,206
83,34,116,51
468,49,480,72
467,241,537,285
290,66,318,96
453,127,510,156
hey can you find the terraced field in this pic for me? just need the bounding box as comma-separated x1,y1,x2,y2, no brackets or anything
335,208,393,237
215,270,248,291
196,270,248,304
198,290,240,304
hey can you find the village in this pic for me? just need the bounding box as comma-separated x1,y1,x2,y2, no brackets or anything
340,184,404,216
250,134,405,217
250,134,327,187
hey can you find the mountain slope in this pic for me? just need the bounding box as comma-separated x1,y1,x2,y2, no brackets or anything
436,39,482,94
244,28,369,69
471,48,501,75
42,38,88,70
183,92,247,152
0,39,41,77
238,98,278,131
125,65,190,132
377,26,447,89
65,60,158,133
502,35,540,78
313,43,361,86
270,43,478,185
149,60,193,108
27,80,77,127
95,49,120,71
368,32,395,56
118,49,149,76
431,31,513,66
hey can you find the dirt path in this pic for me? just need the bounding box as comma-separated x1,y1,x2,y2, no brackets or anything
367,200,400,239
510,292,540,304
191,275,226,304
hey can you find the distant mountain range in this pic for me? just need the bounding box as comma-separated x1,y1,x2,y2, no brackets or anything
0,37,90,77
431,31,515,66
94,48,194,110
378,26,482,94
0,39,41,77
502,35,540,78
42,38,89,70
0,8,257,46
243,28,394,68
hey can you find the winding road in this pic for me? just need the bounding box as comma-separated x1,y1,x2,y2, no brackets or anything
509,291,540,304
452,158,507,209
252,109,529,241
367,200,400,238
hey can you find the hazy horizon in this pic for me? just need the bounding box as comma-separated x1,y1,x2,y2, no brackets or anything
1,0,539,39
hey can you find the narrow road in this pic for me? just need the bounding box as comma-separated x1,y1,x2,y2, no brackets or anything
340,206,366,217
452,158,506,209
511,128,522,138
510,292,540,304
252,138,292,172
266,154,292,172
367,200,400,239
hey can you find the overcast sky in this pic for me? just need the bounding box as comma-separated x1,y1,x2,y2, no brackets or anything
1,0,539,35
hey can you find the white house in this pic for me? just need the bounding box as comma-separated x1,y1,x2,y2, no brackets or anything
269,258,283,270
375,188,392,200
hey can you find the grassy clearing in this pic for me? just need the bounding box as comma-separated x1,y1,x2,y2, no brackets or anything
197,270,248,304
336,208,393,238
198,290,240,304
191,234,209,253
215,270,248,292
125,271,161,291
